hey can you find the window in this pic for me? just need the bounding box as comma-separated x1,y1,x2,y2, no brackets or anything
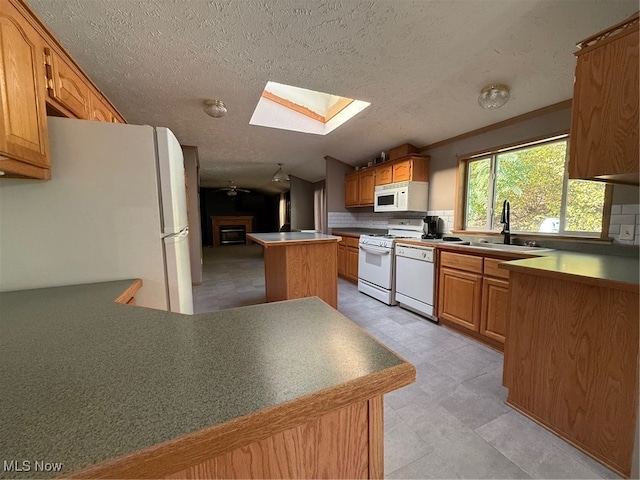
463,135,607,236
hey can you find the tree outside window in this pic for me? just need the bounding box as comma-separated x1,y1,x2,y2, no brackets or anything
465,137,606,235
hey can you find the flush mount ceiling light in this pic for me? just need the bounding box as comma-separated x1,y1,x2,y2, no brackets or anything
272,163,290,183
203,99,227,118
478,84,510,110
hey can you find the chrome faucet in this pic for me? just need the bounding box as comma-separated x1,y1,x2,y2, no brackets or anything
500,200,510,245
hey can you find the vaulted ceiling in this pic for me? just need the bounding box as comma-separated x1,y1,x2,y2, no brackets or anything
28,0,638,194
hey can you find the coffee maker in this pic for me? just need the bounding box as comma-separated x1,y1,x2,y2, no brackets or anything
423,215,441,239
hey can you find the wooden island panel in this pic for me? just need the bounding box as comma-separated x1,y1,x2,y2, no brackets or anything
248,233,340,309
263,241,338,308
504,270,639,477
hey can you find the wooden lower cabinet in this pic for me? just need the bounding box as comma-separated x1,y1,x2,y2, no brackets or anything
438,266,482,331
338,235,359,283
480,277,509,343
166,398,380,479
437,251,520,350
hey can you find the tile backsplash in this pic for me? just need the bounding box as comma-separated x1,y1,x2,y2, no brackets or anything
329,205,639,246
609,204,640,245
328,210,455,233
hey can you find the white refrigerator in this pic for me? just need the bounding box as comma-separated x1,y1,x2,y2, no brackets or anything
0,117,193,314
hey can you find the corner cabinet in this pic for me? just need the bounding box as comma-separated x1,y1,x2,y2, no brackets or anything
569,13,639,184
0,0,50,179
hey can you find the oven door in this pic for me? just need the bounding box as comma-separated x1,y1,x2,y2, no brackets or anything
358,244,394,289
374,189,398,212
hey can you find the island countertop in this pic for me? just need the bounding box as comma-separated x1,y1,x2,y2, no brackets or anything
247,232,341,246
0,280,414,479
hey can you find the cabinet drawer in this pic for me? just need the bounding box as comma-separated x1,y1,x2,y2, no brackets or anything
483,258,509,279
440,251,483,274
346,236,359,248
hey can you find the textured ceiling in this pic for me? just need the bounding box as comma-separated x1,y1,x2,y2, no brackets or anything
28,0,638,194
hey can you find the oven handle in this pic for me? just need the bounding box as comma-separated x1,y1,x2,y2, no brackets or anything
359,245,392,255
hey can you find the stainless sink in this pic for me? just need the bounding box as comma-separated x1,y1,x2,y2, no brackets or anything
463,242,553,254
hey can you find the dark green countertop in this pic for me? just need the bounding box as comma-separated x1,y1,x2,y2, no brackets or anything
501,250,639,291
0,280,412,478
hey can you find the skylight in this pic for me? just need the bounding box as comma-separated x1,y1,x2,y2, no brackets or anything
249,81,370,135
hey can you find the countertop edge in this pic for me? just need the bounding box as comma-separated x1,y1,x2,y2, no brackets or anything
502,261,640,292
68,362,416,479
247,233,341,247
113,278,143,304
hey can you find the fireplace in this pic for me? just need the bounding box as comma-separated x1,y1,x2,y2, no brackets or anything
219,225,246,245
211,216,254,247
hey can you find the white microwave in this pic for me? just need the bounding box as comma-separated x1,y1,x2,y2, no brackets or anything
374,181,428,213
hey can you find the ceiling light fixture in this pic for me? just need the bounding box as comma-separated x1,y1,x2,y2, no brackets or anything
478,84,510,110
272,163,290,183
203,99,227,118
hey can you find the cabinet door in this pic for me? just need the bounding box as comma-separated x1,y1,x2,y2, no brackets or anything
480,277,509,343
347,248,359,281
376,165,392,185
569,23,639,179
438,267,482,331
358,170,375,205
0,0,49,172
344,173,359,207
89,91,113,122
47,48,90,119
337,243,346,276
392,160,411,182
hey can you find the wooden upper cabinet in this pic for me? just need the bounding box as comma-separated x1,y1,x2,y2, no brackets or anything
45,47,90,119
0,0,50,178
358,169,375,205
375,164,393,185
392,160,412,182
344,172,359,207
569,13,639,184
89,91,113,122
374,155,429,186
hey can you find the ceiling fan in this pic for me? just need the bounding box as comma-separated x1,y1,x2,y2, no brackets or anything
216,181,251,197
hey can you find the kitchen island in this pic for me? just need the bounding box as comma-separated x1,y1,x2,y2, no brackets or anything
247,232,342,308
0,280,415,479
501,252,639,478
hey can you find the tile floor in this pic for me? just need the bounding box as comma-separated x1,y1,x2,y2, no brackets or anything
193,245,619,479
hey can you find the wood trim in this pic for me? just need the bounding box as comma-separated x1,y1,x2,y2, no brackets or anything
368,396,384,480
68,362,415,479
420,100,572,152
261,90,325,123
326,97,354,122
114,279,143,305
0,157,51,179
453,157,467,231
456,130,570,162
576,12,639,51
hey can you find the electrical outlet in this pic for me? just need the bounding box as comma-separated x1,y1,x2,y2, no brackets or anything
619,224,635,240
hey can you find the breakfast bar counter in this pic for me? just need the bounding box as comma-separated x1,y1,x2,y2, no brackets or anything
0,280,414,479
247,232,342,308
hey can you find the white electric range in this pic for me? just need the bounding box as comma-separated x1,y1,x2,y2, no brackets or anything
357,218,425,305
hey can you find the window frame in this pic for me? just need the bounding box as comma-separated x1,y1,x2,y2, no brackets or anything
454,131,613,240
